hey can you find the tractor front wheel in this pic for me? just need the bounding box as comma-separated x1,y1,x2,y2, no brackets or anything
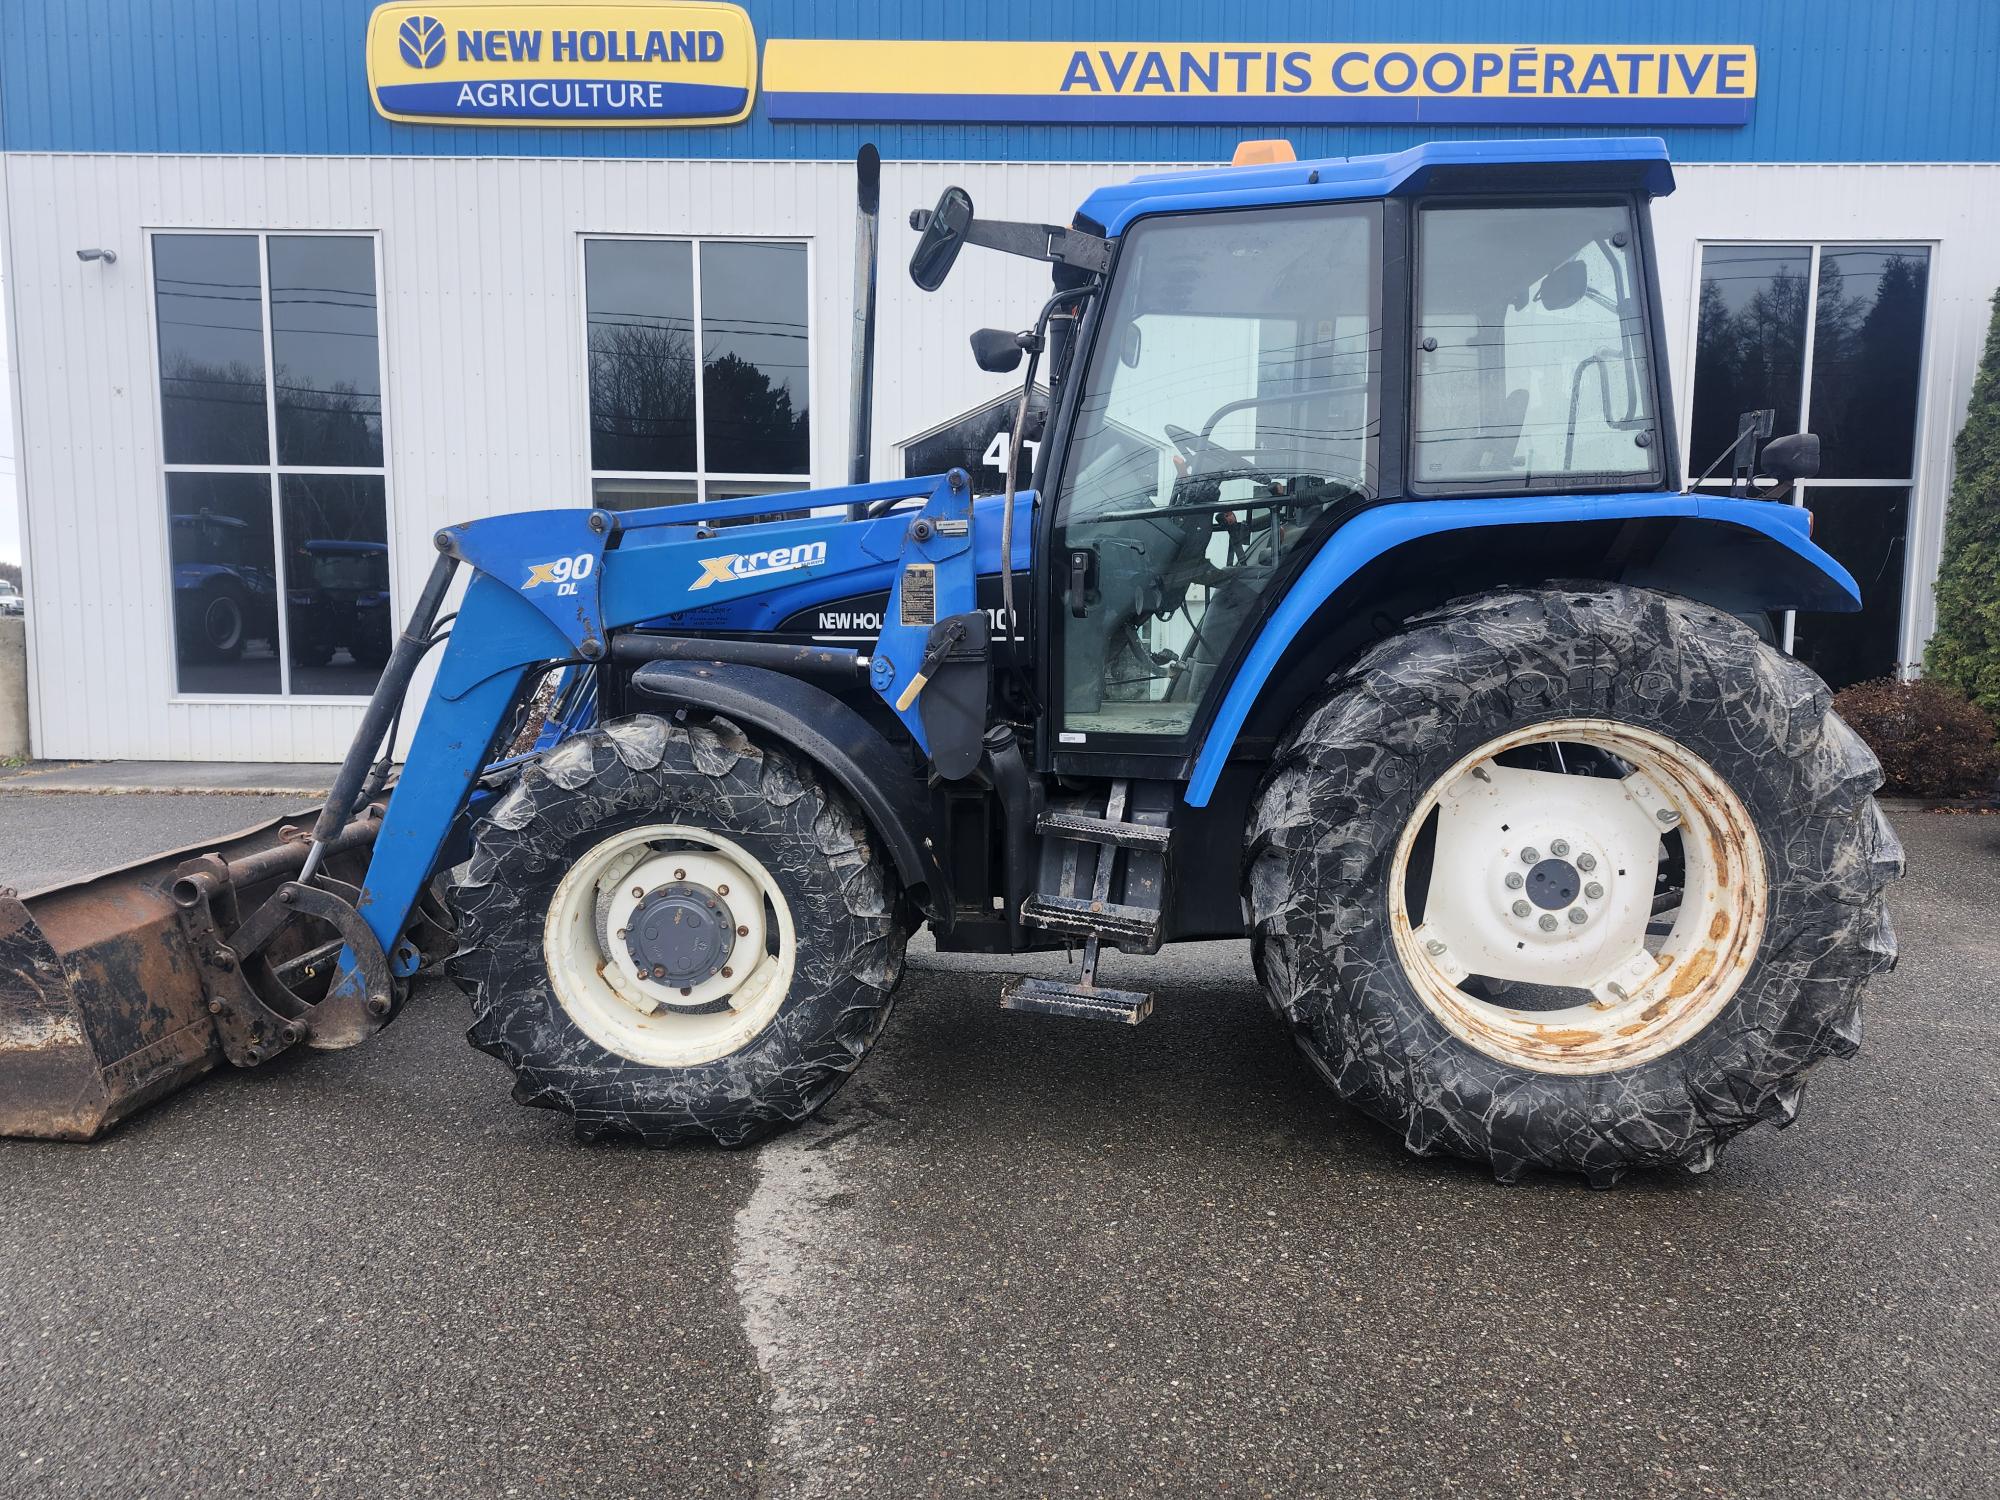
447,714,906,1145
1246,585,1901,1186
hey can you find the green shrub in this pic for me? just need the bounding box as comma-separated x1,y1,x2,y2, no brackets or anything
1833,677,2000,798
1925,289,2000,715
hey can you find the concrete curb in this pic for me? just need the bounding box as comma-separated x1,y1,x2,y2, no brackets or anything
0,760,339,796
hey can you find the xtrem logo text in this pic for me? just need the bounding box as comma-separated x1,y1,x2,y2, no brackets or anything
691,540,828,591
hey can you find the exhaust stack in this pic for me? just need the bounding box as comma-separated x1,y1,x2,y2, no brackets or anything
848,144,882,491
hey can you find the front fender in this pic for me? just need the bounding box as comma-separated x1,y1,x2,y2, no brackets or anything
1185,492,1857,806
627,659,945,920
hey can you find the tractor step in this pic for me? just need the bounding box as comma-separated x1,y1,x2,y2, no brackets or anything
1000,974,1154,1025
1020,893,1162,947
1035,810,1172,852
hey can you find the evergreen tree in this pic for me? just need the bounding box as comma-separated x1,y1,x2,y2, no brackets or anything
1925,289,2000,715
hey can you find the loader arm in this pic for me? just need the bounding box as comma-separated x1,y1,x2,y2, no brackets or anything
319,469,1007,1025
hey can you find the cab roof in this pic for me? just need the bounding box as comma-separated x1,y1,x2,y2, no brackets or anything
1076,137,1674,237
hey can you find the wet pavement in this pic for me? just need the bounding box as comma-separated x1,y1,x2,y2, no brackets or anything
1,794,1993,1498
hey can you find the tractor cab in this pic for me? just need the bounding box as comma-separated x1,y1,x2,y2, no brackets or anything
909,139,1680,783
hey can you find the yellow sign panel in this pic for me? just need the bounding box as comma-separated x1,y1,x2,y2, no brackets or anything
763,41,1757,125
366,2,755,126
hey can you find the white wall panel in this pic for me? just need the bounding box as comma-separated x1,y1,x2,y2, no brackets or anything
2,153,1994,759
1658,164,2000,667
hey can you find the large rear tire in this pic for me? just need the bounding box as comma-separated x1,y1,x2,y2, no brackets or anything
1246,585,1901,1186
447,714,906,1146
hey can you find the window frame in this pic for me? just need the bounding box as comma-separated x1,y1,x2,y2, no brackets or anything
1678,237,1939,663
1406,192,1670,499
145,227,395,705
577,232,818,508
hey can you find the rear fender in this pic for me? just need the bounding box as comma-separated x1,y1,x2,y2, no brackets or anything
1185,492,1857,805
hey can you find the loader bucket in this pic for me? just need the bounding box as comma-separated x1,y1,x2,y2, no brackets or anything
0,805,384,1141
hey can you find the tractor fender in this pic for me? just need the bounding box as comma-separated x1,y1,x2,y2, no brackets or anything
1185,492,1858,806
626,658,944,919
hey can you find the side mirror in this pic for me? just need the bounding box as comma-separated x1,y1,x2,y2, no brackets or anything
1760,432,1821,482
909,186,975,291
970,327,1024,373
1537,259,1589,312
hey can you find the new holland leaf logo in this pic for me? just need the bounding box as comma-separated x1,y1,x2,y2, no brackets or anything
399,15,446,69
690,541,828,590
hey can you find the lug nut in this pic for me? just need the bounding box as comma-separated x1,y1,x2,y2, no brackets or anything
1538,914,1559,932
1512,900,1531,918
651,965,666,979
1584,882,1604,900
717,884,729,896
1521,847,1540,864
631,886,645,899
679,987,692,997
674,868,687,880
1577,852,1597,872
1569,908,1589,925
1505,872,1525,890
737,925,749,937
1550,839,1570,857
721,966,734,978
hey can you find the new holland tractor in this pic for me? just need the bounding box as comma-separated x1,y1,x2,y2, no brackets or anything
0,138,1900,1185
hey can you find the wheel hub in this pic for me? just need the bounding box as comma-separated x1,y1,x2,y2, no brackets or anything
1524,856,1580,910
622,881,735,989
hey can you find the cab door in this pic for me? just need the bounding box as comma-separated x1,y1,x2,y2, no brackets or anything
1045,202,1385,760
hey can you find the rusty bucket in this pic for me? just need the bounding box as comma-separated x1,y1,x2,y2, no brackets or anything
0,806,390,1140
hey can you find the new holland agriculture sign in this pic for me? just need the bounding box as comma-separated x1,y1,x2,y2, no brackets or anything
761,41,1757,125
366,2,755,125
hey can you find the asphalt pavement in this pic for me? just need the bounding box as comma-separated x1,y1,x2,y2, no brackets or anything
0,793,1994,1499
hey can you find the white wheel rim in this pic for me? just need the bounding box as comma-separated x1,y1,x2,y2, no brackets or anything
544,824,796,1068
1387,718,1766,1074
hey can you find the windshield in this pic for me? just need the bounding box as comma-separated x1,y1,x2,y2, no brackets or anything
1054,203,1381,740
1411,201,1658,487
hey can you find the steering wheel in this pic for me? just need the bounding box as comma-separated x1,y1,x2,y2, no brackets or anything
1163,422,1277,485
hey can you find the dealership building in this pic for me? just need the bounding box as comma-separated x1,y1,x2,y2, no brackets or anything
1,0,1995,761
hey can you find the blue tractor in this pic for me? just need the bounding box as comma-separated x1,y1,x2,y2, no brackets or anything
0,139,1899,1185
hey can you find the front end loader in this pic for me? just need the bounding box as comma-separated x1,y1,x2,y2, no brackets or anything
0,138,1901,1184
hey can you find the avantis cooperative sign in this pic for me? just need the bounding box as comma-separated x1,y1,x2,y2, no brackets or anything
365,2,754,125
763,41,1758,126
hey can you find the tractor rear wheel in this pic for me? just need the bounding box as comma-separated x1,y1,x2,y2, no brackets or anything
1246,585,1901,1186
447,713,906,1145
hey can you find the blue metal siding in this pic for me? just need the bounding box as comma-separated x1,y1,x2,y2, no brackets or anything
3,0,1997,160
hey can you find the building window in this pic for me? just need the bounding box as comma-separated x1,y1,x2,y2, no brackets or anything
153,232,390,698
1688,242,1931,687
584,237,810,516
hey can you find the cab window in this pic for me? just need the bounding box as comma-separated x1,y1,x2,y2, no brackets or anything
1053,203,1381,741
1411,201,1659,487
